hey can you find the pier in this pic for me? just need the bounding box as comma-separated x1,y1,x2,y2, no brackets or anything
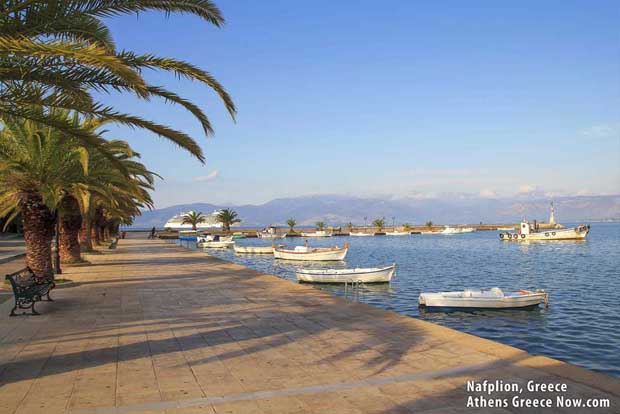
1,239,618,413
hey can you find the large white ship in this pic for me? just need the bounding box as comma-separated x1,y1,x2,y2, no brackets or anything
163,210,222,230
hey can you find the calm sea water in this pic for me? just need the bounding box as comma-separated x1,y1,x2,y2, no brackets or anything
176,222,620,377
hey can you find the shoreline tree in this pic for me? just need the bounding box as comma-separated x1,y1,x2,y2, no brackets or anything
182,212,206,231
316,221,326,231
217,209,240,232
372,218,385,233
286,219,297,234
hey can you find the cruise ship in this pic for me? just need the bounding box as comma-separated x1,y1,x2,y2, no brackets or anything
163,210,222,230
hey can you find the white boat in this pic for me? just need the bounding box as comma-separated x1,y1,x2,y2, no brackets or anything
257,225,287,239
164,210,223,230
273,243,348,261
296,264,396,283
197,234,233,244
199,240,234,248
386,231,410,236
233,245,275,254
438,226,475,235
300,230,332,237
349,232,373,237
500,222,589,241
419,288,548,310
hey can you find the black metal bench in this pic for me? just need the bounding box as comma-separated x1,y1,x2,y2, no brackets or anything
5,268,55,316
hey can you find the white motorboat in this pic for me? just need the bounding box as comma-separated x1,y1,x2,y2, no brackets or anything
296,264,396,283
349,232,373,237
199,240,234,248
273,243,348,261
500,222,589,241
197,234,233,242
300,230,332,237
233,245,275,254
418,288,548,310
257,226,286,239
386,231,410,236
439,226,475,235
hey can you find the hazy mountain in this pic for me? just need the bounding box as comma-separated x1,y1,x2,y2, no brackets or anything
129,194,620,228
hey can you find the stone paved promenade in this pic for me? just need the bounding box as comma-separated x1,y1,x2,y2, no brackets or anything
1,239,618,414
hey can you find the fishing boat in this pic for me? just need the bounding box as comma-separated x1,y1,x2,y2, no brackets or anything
500,223,589,241
386,231,410,236
233,245,275,254
349,232,373,236
300,230,332,237
197,235,234,248
296,264,396,283
273,243,348,261
418,288,548,310
257,226,287,239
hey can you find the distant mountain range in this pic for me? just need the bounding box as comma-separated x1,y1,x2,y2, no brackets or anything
128,194,620,228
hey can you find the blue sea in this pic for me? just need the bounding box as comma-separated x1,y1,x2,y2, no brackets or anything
176,222,620,377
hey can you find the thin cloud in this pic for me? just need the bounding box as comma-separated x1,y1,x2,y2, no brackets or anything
580,124,619,139
192,170,219,182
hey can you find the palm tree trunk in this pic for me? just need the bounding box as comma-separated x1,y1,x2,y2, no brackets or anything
79,215,94,251
19,193,55,278
59,196,82,263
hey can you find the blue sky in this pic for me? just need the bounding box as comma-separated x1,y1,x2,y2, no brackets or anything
100,0,619,207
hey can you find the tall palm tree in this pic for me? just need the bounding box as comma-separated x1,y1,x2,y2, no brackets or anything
0,116,92,276
372,218,385,232
286,219,296,233
316,221,325,231
181,211,206,231
346,222,354,232
0,0,236,162
426,221,433,228
216,209,241,232
402,223,411,232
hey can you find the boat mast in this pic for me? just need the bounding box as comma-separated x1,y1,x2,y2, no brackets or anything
549,202,555,225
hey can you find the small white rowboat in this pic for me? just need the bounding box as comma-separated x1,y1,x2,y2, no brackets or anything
419,288,548,310
233,245,275,254
349,232,372,236
273,243,348,261
296,264,396,283
386,231,410,236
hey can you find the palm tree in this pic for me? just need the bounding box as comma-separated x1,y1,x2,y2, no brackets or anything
216,209,241,232
372,218,385,232
426,221,433,228
402,223,411,232
346,222,354,232
0,116,92,276
0,0,236,162
286,219,297,233
181,212,206,231
316,221,326,231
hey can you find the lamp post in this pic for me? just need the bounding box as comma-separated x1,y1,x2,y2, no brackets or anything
392,216,395,229
364,216,367,230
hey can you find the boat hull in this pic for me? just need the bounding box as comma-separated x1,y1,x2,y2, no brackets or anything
300,231,332,237
233,245,274,254
500,225,589,241
419,292,546,309
198,241,234,248
274,247,348,261
349,232,372,236
386,232,410,236
296,265,395,283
